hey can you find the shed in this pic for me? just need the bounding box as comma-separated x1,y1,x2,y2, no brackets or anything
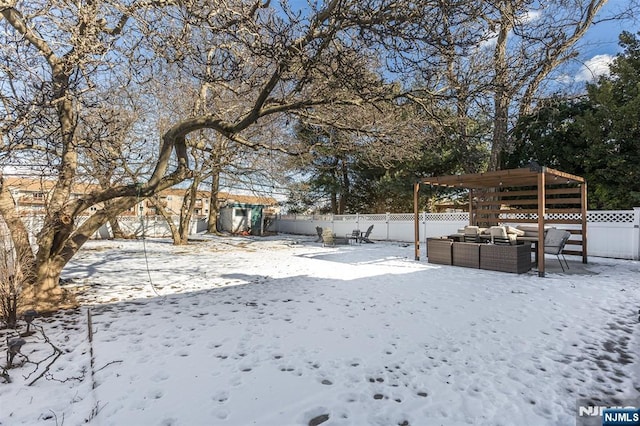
413,164,587,276
219,203,265,235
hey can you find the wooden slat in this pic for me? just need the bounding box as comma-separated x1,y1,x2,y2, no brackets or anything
503,201,539,207
514,219,583,225
545,208,582,214
545,219,583,224
494,199,539,206
476,200,581,208
563,250,583,256
494,208,538,214
497,189,537,197
545,197,582,204
475,201,510,207
548,187,582,195
495,208,582,215
499,187,581,197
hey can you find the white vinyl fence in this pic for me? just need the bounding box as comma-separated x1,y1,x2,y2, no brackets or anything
4,209,638,260
95,216,208,238
275,208,640,261
5,214,208,244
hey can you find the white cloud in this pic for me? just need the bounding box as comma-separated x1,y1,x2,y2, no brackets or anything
556,74,575,84
575,54,613,82
518,9,542,25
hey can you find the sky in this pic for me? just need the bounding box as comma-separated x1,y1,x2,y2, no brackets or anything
1,234,638,425
288,0,637,84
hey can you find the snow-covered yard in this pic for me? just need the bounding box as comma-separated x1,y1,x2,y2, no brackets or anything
1,235,639,425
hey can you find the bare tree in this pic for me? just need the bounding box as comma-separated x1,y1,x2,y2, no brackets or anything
0,0,483,310
478,0,621,170
0,1,197,310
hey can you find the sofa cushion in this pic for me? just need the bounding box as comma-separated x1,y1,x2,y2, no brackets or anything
489,226,507,237
464,225,479,235
516,225,555,238
517,225,539,237
516,225,537,233
506,226,525,236
490,226,517,244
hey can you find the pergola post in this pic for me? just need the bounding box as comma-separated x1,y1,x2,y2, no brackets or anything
468,189,474,226
414,182,420,261
537,170,546,277
581,182,588,264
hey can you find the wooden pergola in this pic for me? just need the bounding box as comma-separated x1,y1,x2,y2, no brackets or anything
413,165,588,276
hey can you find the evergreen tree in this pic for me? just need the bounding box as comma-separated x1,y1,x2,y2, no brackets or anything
579,31,640,209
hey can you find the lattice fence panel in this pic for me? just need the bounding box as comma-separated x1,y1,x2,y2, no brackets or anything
389,213,416,221
587,211,635,223
360,214,388,221
278,210,637,224
333,215,359,222
423,212,469,222
499,213,537,220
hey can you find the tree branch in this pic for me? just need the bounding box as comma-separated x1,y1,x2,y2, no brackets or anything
0,6,59,68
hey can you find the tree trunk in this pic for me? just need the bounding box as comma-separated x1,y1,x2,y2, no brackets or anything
21,257,72,312
149,196,181,244
105,199,127,238
490,94,509,171
339,160,349,214
207,169,221,233
109,217,126,239
330,192,338,214
102,190,128,239
177,178,201,245
488,2,513,172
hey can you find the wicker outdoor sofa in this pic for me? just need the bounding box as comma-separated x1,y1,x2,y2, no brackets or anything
427,238,532,274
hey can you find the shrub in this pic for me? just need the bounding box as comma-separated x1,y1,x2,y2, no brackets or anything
0,242,34,329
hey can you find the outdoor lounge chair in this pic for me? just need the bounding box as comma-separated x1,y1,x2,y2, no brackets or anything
360,224,374,243
347,229,362,244
544,228,572,271
463,226,481,242
489,226,516,245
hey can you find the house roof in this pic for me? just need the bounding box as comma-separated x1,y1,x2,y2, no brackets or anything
157,188,278,205
4,177,102,193
5,177,279,206
158,188,210,198
217,192,278,206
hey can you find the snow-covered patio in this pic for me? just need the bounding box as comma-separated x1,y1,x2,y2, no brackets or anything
1,235,639,425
